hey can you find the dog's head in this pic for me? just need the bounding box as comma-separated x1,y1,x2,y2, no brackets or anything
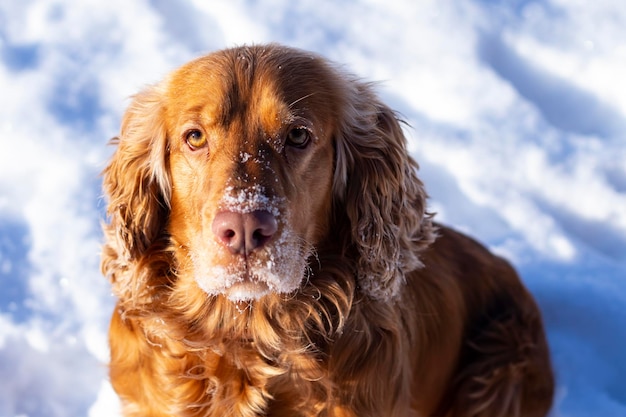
102,44,433,304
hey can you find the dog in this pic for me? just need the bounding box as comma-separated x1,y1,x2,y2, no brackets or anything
101,43,554,417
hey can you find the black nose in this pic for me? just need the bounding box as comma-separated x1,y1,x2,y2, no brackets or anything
212,210,278,255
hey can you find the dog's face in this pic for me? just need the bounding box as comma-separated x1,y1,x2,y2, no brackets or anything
164,48,341,301
103,45,430,306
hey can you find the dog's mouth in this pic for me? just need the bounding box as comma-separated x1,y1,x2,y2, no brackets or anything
191,231,311,302
221,270,271,302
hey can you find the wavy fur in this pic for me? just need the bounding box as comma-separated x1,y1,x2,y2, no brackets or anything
102,44,554,417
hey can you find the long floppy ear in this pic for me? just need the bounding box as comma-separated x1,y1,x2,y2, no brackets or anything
334,81,435,301
101,84,171,301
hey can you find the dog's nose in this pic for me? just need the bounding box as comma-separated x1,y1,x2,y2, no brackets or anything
212,210,278,255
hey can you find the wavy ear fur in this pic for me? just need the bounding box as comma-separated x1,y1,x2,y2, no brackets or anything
334,81,435,301
101,84,171,303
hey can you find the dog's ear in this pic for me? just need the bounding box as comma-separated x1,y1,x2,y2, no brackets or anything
333,82,435,301
101,84,171,301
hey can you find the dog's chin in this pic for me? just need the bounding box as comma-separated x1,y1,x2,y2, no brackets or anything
224,280,271,302
194,268,304,302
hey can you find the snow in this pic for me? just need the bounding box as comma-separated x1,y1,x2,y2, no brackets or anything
220,185,284,217
0,1,624,416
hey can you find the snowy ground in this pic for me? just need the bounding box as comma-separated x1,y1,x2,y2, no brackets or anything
0,1,624,416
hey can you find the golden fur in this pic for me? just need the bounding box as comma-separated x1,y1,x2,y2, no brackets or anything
102,44,554,416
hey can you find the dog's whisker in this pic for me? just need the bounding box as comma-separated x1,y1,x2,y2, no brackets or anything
288,92,316,109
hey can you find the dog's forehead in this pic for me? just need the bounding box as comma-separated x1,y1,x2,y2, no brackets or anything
166,46,342,132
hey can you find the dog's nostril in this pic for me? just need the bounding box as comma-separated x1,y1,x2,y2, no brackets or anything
212,210,277,255
252,229,267,242
247,211,278,251
250,211,277,239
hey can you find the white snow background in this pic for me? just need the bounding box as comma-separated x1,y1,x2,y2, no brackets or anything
0,0,624,416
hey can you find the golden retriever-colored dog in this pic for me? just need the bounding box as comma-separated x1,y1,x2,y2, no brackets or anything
101,44,554,417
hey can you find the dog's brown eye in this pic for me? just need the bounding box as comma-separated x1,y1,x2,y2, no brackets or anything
286,128,311,148
185,129,207,149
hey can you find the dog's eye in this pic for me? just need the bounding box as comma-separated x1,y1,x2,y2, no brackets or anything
185,129,207,150
286,127,311,148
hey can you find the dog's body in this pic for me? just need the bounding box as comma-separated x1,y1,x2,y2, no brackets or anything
102,44,554,416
